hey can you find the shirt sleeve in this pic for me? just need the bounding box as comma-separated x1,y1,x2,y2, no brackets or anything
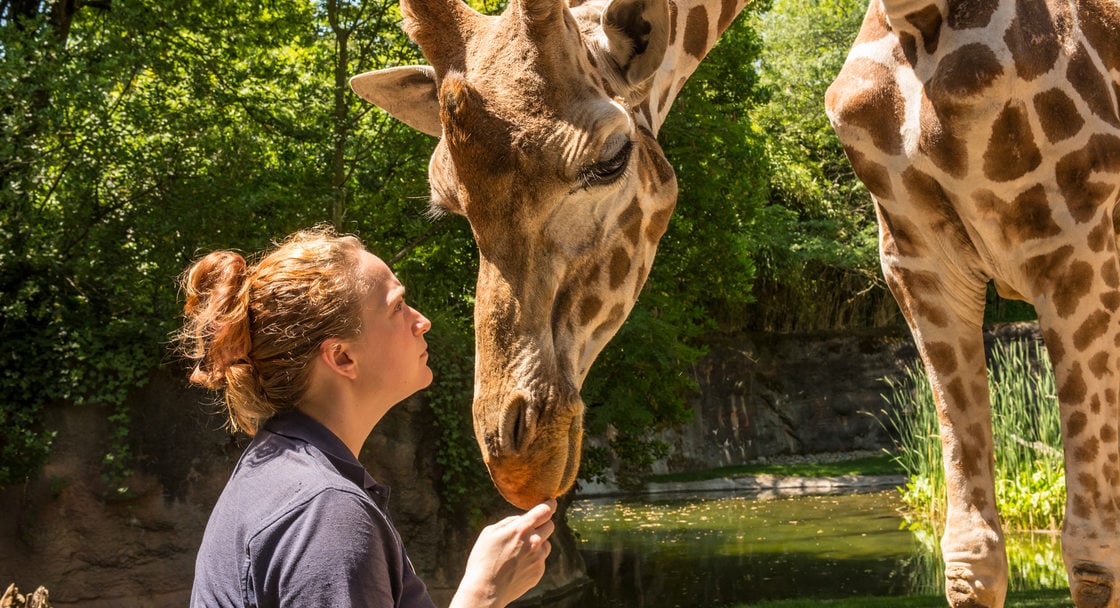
247,488,403,608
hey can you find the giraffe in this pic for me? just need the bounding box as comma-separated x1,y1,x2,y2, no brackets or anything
348,0,1120,605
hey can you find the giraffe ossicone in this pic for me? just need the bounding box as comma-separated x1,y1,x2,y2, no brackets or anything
352,0,1120,606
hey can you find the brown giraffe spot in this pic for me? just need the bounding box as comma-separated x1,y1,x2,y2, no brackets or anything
1042,328,1066,363
970,487,989,512
717,0,737,34
1104,257,1120,288
682,6,709,60
632,263,647,299
893,267,951,328
984,100,1042,182
1102,291,1120,312
927,43,1003,100
946,0,999,29
1079,472,1102,506
925,341,959,375
898,32,918,67
1079,0,1120,73
973,185,1061,244
1105,462,1120,488
971,380,988,404
1101,425,1117,444
646,208,672,242
579,295,603,327
609,246,631,288
902,167,972,247
945,377,970,410
591,303,625,340
906,4,942,55
1072,494,1092,519
1062,261,1096,317
657,85,671,119
1088,351,1111,379
828,58,904,155
1068,43,1120,129
1091,394,1102,414
1004,0,1060,81
959,422,988,478
1033,88,1085,144
638,99,652,127
1075,311,1111,350
1069,411,1089,438
1056,134,1120,224
667,0,678,46
1076,436,1100,463
1088,213,1115,253
619,197,644,246
1024,245,1094,318
842,146,894,200
918,95,968,177
640,126,676,185
873,207,927,257
1059,362,1088,405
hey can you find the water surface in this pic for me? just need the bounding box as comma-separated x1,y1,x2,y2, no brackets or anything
566,490,1063,607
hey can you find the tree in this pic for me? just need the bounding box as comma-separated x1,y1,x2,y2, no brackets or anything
743,0,892,332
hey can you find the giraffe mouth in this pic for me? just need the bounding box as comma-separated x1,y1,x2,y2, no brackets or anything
483,395,585,509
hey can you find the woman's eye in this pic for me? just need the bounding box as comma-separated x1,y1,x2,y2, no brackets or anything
578,139,633,189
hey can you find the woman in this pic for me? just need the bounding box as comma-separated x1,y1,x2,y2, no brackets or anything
179,226,555,608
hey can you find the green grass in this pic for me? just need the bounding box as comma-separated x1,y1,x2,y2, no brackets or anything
644,453,904,484
742,588,1073,607
882,338,1064,532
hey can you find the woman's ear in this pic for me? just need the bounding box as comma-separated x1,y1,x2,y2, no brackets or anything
320,338,358,380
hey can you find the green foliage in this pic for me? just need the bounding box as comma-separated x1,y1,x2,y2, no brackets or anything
743,0,890,331
579,10,769,486
0,0,430,488
882,338,1065,532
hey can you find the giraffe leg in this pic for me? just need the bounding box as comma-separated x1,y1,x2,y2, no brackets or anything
1033,257,1120,608
884,260,1007,608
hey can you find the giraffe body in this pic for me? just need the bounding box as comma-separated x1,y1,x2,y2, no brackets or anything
827,2,1120,606
350,0,1120,604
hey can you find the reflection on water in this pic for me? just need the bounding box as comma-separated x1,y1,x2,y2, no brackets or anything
566,490,1065,607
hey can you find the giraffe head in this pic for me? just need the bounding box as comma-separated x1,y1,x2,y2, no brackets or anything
351,0,677,508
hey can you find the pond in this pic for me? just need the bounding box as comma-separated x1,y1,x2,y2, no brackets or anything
565,489,1065,607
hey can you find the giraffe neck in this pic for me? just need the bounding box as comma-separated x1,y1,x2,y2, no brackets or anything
643,0,752,132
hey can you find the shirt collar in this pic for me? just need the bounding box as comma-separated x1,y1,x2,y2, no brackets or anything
264,409,390,505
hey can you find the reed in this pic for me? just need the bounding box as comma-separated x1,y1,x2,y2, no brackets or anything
882,337,1065,533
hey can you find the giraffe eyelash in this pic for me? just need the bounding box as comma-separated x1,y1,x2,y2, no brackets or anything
577,139,633,190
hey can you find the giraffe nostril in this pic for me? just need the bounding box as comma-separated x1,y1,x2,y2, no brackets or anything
505,393,529,452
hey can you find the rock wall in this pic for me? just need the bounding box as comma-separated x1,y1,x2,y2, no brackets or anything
654,322,1043,474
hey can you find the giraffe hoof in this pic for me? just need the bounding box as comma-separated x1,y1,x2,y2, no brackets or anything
1071,562,1113,608
945,564,1003,608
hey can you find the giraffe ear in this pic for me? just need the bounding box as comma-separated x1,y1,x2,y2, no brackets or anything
600,0,669,86
350,65,442,137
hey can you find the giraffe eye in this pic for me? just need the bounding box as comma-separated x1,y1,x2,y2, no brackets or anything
578,137,633,189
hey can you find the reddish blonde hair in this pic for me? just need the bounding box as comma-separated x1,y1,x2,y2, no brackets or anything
178,227,368,435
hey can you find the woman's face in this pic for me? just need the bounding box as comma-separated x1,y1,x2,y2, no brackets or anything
350,250,433,405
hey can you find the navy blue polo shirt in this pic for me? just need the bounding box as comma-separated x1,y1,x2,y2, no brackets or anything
190,410,436,608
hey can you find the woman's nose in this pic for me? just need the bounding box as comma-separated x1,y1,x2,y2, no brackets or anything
413,309,432,334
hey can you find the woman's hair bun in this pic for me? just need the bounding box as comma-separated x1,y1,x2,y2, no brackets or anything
179,250,253,390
